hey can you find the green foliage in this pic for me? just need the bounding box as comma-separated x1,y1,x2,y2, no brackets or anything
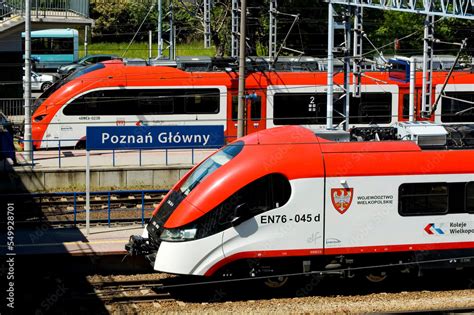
371,11,425,55
88,0,473,58
79,41,216,59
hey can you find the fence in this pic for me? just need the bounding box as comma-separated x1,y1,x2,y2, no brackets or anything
1,189,168,227
0,98,24,118
1,138,217,169
0,0,89,22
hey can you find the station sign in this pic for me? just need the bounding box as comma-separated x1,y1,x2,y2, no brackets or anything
86,125,225,150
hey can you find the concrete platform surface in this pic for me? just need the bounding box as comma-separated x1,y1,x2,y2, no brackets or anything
1,149,215,191
0,224,144,255
14,148,215,170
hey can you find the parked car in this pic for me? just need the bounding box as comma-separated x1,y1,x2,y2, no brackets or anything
57,54,118,77
23,71,57,92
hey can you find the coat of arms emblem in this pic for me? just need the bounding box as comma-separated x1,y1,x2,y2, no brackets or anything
331,188,354,214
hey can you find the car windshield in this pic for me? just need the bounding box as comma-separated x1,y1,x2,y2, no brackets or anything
33,63,106,111
179,141,244,196
78,55,91,64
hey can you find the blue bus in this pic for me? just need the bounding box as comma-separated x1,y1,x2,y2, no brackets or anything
22,28,79,70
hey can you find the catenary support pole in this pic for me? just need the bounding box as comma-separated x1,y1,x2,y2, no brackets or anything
343,9,351,130
237,0,247,138
157,0,162,58
148,30,152,61
24,0,32,161
86,150,90,236
84,25,89,56
409,57,416,122
326,1,334,129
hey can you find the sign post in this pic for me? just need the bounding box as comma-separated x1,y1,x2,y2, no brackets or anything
85,150,90,236
84,125,225,234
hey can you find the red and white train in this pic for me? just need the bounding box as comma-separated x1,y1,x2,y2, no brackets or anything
31,59,474,149
126,125,474,279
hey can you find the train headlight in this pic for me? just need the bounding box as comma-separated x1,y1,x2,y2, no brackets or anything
160,228,197,242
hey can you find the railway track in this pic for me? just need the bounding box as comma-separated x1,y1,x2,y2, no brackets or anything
1,190,167,225
89,279,174,304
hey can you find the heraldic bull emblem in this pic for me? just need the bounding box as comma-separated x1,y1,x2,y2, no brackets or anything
331,188,354,214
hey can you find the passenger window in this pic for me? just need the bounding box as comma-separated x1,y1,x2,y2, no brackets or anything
137,92,174,114
231,96,238,121
184,89,220,114
250,95,261,121
273,93,327,125
441,92,474,123
399,183,448,216
402,94,410,119
466,182,474,212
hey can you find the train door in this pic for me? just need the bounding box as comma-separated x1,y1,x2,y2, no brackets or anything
227,90,266,141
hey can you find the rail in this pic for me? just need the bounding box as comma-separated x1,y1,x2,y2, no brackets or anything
0,0,89,24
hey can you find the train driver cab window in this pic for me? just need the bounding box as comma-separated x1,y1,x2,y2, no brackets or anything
188,173,292,240
232,173,291,216
399,183,449,216
466,182,474,213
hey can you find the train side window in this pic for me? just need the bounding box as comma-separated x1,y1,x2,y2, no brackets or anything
273,93,327,125
231,96,238,121
184,89,220,114
399,183,448,216
441,92,474,123
466,182,474,212
250,95,261,121
448,182,466,214
349,92,392,124
137,91,174,114
402,94,410,119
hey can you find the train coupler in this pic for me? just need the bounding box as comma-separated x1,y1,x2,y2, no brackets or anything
125,235,155,256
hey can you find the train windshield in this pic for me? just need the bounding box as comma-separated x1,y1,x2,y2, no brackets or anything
179,141,244,196
33,63,106,110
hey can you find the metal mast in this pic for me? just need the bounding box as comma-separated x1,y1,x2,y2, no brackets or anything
237,0,247,137
352,7,363,98
157,0,163,58
169,0,174,60
327,0,474,20
343,9,351,130
24,0,32,160
269,0,277,59
204,0,211,48
326,1,335,129
231,0,240,58
421,15,434,117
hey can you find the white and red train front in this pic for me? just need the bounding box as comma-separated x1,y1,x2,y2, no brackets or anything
129,126,474,276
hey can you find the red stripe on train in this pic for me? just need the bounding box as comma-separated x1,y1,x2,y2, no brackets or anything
204,241,474,276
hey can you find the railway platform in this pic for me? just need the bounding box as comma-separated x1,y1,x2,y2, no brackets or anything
0,224,143,256
1,148,215,192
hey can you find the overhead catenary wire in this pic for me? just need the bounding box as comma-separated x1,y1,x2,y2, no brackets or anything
122,3,156,58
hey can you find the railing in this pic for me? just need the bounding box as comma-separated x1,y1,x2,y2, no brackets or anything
1,189,168,227
0,0,89,24
2,138,218,169
0,98,24,118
